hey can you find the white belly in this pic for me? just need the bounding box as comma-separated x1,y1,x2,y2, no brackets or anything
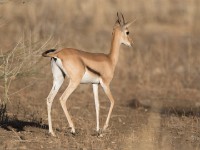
54,58,100,84
81,69,100,84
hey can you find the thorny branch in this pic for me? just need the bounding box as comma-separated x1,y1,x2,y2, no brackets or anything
0,35,52,106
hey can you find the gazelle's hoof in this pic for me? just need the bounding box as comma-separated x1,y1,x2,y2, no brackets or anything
91,129,103,137
71,128,75,134
97,130,103,137
47,131,56,137
103,124,108,131
98,133,103,137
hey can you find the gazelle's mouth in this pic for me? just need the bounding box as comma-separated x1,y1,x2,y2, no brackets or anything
131,42,134,47
123,43,132,47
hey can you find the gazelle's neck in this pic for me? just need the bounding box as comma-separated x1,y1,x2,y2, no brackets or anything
109,30,121,69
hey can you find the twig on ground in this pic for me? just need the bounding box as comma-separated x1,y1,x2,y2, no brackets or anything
10,128,23,141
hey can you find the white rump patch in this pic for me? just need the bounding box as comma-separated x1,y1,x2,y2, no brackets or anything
53,57,68,77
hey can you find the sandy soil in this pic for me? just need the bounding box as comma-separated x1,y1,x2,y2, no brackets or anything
1,82,200,150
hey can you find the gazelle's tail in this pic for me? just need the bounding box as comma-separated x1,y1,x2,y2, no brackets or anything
42,49,57,57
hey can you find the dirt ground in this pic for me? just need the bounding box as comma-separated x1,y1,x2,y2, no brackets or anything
1,82,200,150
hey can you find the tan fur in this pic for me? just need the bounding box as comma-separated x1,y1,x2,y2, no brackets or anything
48,27,132,84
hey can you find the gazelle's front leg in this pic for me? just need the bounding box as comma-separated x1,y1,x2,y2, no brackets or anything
100,81,115,130
92,84,100,132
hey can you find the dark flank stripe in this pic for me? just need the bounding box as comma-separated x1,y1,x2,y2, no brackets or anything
86,66,101,76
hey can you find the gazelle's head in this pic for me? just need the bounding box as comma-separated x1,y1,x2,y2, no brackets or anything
113,12,135,47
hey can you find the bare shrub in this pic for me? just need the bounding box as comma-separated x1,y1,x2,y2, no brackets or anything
0,35,51,123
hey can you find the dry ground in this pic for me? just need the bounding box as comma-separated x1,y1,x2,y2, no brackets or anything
1,0,200,150
1,85,200,150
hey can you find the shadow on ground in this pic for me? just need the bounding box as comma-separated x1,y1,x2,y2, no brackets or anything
0,118,48,132
127,98,151,109
161,106,200,117
128,98,200,117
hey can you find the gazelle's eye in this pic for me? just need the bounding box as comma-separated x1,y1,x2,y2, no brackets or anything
126,31,129,35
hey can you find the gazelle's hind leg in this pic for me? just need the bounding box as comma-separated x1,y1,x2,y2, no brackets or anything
47,59,65,136
59,59,85,134
60,80,81,134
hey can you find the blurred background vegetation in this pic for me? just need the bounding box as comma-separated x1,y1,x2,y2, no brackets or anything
0,0,200,106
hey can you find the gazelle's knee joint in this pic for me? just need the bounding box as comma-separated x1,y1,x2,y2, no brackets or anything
47,98,52,105
59,97,66,104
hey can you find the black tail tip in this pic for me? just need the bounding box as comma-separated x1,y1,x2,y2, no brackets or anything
42,49,56,57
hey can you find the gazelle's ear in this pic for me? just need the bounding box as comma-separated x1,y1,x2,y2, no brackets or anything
120,12,125,25
123,19,136,28
116,12,122,26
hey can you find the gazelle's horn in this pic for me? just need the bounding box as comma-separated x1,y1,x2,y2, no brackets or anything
124,19,136,28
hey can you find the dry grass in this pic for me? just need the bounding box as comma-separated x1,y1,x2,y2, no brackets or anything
0,0,200,149
0,0,200,91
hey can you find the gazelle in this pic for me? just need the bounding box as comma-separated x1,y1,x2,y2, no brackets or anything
42,13,134,136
